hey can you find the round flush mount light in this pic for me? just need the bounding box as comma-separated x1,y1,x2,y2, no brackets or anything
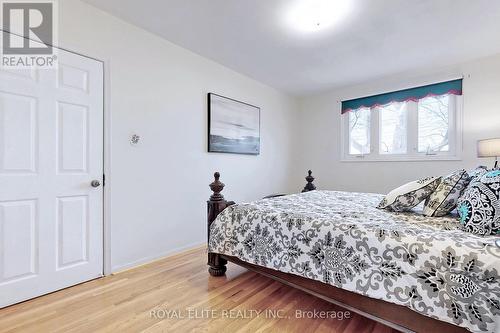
285,0,352,33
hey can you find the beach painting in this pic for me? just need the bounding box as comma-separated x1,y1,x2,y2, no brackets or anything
208,93,260,155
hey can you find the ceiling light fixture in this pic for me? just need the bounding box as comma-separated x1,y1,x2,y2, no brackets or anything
285,0,352,33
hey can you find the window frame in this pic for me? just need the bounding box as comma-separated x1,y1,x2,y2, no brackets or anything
340,93,463,162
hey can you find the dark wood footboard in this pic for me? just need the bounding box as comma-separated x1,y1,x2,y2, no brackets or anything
207,171,315,276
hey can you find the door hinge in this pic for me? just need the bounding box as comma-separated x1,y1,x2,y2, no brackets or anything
103,174,106,187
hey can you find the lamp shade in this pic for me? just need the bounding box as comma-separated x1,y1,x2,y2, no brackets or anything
477,138,500,157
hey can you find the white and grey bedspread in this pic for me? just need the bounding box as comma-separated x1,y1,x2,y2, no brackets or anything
208,190,500,332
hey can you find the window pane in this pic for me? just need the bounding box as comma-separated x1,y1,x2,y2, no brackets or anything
418,95,450,153
349,108,370,155
379,102,407,154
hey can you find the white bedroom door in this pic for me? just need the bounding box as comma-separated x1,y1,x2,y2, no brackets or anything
0,42,104,307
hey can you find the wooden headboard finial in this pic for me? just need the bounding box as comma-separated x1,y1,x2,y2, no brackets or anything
209,172,225,201
302,170,317,192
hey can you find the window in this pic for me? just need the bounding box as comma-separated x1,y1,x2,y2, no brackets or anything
379,102,407,155
418,95,451,153
348,107,370,155
341,79,462,161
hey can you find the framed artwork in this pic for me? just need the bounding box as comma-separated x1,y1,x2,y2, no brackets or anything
208,93,260,155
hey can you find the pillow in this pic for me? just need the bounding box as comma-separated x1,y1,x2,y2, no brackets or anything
378,177,441,212
468,165,488,184
457,170,500,236
423,169,471,217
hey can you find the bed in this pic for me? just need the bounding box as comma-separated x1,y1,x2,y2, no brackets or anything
206,172,500,333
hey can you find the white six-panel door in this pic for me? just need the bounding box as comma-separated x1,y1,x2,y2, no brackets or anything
0,44,104,307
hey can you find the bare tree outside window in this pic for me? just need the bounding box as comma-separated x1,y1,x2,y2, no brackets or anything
344,88,459,161
379,102,408,154
348,108,370,155
418,95,450,153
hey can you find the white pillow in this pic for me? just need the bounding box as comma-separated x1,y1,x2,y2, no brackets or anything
378,177,441,212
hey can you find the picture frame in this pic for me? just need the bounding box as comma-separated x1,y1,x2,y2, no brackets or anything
208,93,260,155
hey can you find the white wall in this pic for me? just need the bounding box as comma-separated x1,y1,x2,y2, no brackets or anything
296,54,500,194
57,0,300,272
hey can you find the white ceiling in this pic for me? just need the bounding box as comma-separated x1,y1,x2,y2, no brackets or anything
83,0,500,96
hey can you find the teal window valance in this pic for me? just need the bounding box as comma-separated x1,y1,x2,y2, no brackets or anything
341,79,463,114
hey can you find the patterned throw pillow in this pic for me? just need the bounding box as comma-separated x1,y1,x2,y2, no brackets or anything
457,170,500,236
423,169,471,217
378,177,441,212
468,166,488,184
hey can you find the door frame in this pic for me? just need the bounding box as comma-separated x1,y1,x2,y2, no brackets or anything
0,29,113,276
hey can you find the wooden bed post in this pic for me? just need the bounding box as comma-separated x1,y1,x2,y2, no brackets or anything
207,172,228,276
302,170,316,192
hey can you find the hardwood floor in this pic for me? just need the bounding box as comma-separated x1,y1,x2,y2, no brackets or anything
0,246,399,333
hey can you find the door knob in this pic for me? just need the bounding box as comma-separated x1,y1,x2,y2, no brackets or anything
91,180,101,188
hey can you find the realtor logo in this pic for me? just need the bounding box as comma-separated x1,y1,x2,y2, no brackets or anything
1,0,57,68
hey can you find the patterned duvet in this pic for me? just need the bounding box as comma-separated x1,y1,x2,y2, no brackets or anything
208,190,500,332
